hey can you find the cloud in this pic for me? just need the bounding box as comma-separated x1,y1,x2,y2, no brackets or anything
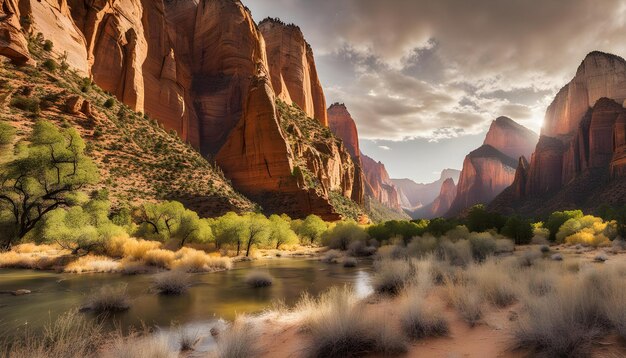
246,0,626,140
378,145,391,150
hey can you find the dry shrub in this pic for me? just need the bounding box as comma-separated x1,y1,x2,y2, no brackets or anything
399,289,448,340
151,270,192,295
106,237,161,260
300,286,407,358
245,271,273,288
517,250,542,267
495,239,515,254
80,285,131,313
64,255,120,274
0,251,39,269
513,268,624,356
438,239,472,267
3,310,104,358
442,279,482,326
120,260,152,275
213,318,260,358
320,250,342,264
371,259,413,295
12,243,58,254
342,257,357,267
143,249,176,268
407,236,438,257
470,261,518,308
172,248,232,272
103,333,175,358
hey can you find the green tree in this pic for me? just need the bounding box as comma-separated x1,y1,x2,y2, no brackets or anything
322,220,368,250
0,121,98,250
211,212,247,251
545,210,583,242
268,214,298,249
134,201,211,246
35,199,125,255
466,205,506,233
298,214,327,245
242,213,271,257
501,216,533,245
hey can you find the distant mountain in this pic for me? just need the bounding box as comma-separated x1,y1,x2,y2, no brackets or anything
447,117,538,216
411,178,457,219
491,51,626,216
393,169,461,210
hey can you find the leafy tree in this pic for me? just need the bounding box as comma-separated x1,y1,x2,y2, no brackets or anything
0,122,16,145
298,214,327,245
425,218,458,237
35,199,125,255
268,214,298,249
545,210,583,242
242,213,271,257
177,211,212,247
322,220,368,250
466,205,506,233
0,121,98,250
211,212,247,251
501,216,533,245
134,201,212,246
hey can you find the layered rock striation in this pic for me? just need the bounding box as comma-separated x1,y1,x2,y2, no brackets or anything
0,0,361,219
491,52,626,216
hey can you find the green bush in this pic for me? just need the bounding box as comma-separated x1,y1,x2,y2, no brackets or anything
43,39,53,51
42,59,58,72
10,95,40,114
0,121,16,145
501,216,533,245
103,98,115,109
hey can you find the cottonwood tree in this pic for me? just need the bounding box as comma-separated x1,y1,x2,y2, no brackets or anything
0,121,98,250
211,212,246,251
268,214,298,249
242,213,271,257
298,214,327,245
134,201,212,246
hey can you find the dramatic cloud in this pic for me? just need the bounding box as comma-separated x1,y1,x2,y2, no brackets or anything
247,0,626,141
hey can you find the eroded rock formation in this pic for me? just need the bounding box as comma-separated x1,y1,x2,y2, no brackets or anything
328,103,360,159
430,178,457,218
260,18,328,126
361,153,402,212
484,116,537,160
393,169,461,211
0,0,362,219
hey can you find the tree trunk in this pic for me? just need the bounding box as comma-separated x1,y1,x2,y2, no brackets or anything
236,241,241,256
246,240,253,257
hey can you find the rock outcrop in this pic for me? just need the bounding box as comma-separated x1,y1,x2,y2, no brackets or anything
430,178,457,218
447,117,537,216
328,103,360,159
361,153,402,212
0,0,363,220
491,52,626,216
393,169,461,211
259,18,328,126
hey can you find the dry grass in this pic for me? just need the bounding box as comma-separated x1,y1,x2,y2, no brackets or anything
470,260,518,308
442,279,483,327
212,318,260,358
399,289,448,340
0,250,65,270
171,248,232,272
299,286,407,358
102,333,175,358
371,259,413,295
80,285,131,313
2,310,104,358
12,243,59,254
342,257,357,267
143,249,176,268
64,256,120,274
320,250,342,264
151,270,192,295
245,271,274,288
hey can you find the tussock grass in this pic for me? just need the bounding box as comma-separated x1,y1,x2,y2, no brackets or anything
471,261,518,308
371,259,413,295
151,270,192,295
443,279,483,326
495,238,515,254
213,319,260,358
80,285,131,313
245,271,273,288
64,255,120,273
143,249,176,268
320,250,341,264
0,250,66,270
300,286,407,358
342,257,357,267
399,290,448,340
2,310,104,358
172,248,232,272
103,333,175,358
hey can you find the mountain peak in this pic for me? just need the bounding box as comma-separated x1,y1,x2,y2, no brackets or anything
484,117,538,160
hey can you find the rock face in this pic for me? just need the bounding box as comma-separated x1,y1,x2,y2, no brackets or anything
259,18,328,126
543,51,626,138
484,117,537,160
361,153,402,212
393,169,461,211
491,52,626,216
328,103,360,159
430,178,457,218
447,117,537,216
0,0,362,219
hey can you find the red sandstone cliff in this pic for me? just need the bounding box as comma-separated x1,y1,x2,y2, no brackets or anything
361,153,402,212
491,52,626,216
447,117,537,216
393,169,461,210
259,18,328,126
0,0,362,219
430,178,457,218
328,103,360,160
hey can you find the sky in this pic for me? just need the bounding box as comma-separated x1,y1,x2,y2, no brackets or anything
246,0,626,183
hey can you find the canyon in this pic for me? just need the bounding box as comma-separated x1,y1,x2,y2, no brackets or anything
0,0,364,220
447,117,538,216
491,52,626,216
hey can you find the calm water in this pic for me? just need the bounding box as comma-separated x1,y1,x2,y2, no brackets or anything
0,258,373,335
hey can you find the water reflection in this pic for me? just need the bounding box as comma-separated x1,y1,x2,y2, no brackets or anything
0,258,373,334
